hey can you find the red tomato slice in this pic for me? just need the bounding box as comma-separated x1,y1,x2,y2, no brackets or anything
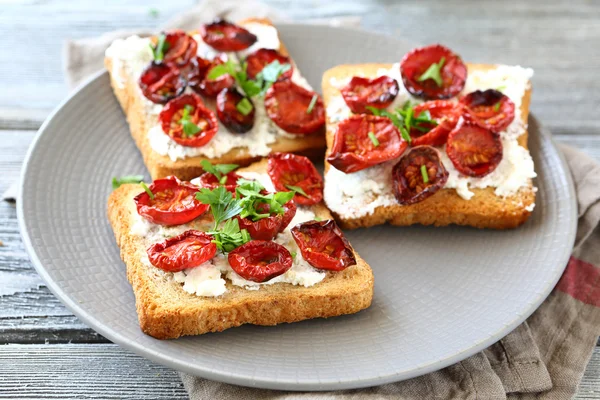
264,80,325,135
196,171,241,193
392,146,449,205
245,48,293,80
228,240,293,283
200,19,257,52
290,220,356,271
460,89,515,133
400,44,467,100
147,230,217,272
410,100,463,146
159,94,218,147
326,115,408,173
446,117,503,177
216,88,255,133
185,56,212,92
138,62,186,104
235,199,297,241
159,30,198,67
267,153,323,206
340,75,399,114
197,56,236,97
134,176,209,225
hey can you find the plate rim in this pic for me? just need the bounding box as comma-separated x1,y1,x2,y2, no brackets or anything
17,23,578,391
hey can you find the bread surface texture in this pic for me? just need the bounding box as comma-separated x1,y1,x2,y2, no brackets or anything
107,160,374,339
105,18,325,181
321,63,535,230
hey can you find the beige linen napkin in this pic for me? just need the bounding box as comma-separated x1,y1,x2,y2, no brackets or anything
54,1,600,398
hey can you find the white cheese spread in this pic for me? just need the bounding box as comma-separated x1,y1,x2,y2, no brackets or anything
324,64,536,218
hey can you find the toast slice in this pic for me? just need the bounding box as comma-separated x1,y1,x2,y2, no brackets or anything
322,63,536,230
107,159,374,339
105,18,326,181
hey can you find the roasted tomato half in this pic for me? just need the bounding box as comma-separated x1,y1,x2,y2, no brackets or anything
460,89,515,133
235,199,297,241
340,75,399,114
185,56,213,92
134,176,209,225
446,117,503,177
267,152,323,206
200,19,257,52
400,44,467,100
139,62,186,104
228,240,293,283
196,171,241,193
155,30,198,67
326,114,407,173
147,230,217,272
264,80,325,135
159,93,218,147
410,100,463,146
291,220,356,271
245,48,293,80
197,56,236,97
392,146,448,205
216,88,255,133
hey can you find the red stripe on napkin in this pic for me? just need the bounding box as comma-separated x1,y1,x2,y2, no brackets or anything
556,256,600,307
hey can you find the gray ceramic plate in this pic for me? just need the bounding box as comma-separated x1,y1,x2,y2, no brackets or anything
18,24,576,391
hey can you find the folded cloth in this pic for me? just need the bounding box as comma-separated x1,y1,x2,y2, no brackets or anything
57,1,600,398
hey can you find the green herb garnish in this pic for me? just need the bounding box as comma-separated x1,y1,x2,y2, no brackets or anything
200,160,238,181
140,182,155,200
285,184,309,198
306,94,318,114
421,165,429,183
496,85,506,91
151,33,170,62
236,97,253,116
112,175,144,190
179,104,202,137
417,57,446,87
208,59,291,97
368,132,379,147
290,250,297,260
367,103,437,145
148,7,159,18
493,102,501,112
314,216,323,222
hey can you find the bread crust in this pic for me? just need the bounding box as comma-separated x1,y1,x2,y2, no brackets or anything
321,63,535,230
105,18,326,182
107,159,374,339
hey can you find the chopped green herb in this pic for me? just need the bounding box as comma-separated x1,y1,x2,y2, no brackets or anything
208,59,291,98
140,182,155,200
285,184,309,198
200,160,238,181
179,105,202,137
290,250,297,260
314,216,323,222
368,132,380,147
236,97,253,116
112,175,144,190
196,186,243,230
367,102,440,145
493,102,501,112
496,85,506,91
420,165,429,183
306,94,318,114
152,33,169,62
417,57,446,87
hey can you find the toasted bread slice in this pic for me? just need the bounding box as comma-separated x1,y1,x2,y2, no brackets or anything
105,18,326,181
107,159,374,339
322,63,536,230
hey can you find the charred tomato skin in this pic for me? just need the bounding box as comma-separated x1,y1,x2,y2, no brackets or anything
460,89,516,133
290,220,357,271
147,230,217,272
400,44,467,100
216,88,255,133
392,146,449,205
245,48,293,80
446,116,503,177
200,19,258,52
326,114,407,173
340,75,400,114
264,80,325,135
228,240,293,283
138,62,186,104
267,152,323,206
134,176,209,225
159,93,219,147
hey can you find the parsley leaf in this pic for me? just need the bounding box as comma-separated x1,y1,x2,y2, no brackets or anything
200,160,238,181
366,103,439,145
151,33,170,62
208,219,251,253
417,57,446,87
368,132,379,147
179,104,202,137
196,186,243,230
236,97,253,116
209,59,291,98
112,175,144,189
421,165,429,183
306,94,318,114
140,182,155,200
285,184,309,198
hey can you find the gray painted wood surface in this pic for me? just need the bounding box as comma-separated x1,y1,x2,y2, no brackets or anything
1,0,600,398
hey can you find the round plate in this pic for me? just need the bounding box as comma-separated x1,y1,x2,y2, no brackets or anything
18,24,576,391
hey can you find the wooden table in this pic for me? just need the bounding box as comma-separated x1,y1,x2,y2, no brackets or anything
2,1,599,398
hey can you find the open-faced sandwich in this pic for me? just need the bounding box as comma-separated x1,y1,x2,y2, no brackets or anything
322,45,536,229
108,154,373,339
105,18,326,181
